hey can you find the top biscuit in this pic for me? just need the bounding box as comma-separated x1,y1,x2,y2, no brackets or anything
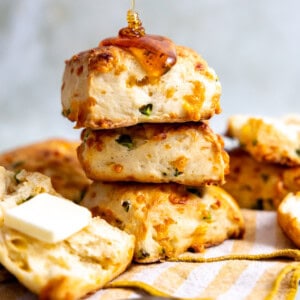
226,115,300,166
61,45,221,129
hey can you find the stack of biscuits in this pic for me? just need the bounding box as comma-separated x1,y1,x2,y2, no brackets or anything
61,42,245,262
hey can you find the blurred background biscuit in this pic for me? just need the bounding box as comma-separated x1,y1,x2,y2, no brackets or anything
223,148,300,210
0,139,91,202
226,115,300,166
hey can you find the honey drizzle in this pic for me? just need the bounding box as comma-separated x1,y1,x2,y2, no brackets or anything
126,0,145,36
100,1,177,77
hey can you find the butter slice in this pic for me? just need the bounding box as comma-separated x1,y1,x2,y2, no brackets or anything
3,193,92,243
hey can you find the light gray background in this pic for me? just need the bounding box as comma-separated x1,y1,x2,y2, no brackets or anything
0,0,300,152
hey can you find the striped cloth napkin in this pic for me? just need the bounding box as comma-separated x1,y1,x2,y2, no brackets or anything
90,209,300,300
0,209,299,300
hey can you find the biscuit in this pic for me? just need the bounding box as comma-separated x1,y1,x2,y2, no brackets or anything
277,192,300,248
226,115,300,166
223,148,300,210
61,45,222,129
77,122,229,185
0,217,135,299
0,166,58,222
81,182,245,263
0,139,91,202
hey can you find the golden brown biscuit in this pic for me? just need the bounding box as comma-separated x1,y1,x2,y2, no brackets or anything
0,139,91,202
223,148,300,210
277,192,300,248
78,122,229,186
0,166,58,222
81,182,245,263
61,45,222,129
226,115,300,166
0,217,135,299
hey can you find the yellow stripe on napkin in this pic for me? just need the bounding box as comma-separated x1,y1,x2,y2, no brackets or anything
98,210,300,299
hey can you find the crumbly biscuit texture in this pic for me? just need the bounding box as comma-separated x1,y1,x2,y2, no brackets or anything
226,115,300,166
0,166,58,222
61,45,222,129
278,192,300,248
0,217,135,300
78,122,229,186
0,139,91,202
81,182,245,263
223,148,300,210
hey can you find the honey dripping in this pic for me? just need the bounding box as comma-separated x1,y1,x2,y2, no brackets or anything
100,1,177,78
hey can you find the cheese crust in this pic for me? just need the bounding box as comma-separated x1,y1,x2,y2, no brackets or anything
0,217,135,299
0,139,91,202
61,45,222,129
223,148,300,210
77,122,229,185
81,182,245,263
226,115,300,166
278,192,300,248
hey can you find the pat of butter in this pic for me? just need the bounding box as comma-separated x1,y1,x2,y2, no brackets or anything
3,193,92,243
